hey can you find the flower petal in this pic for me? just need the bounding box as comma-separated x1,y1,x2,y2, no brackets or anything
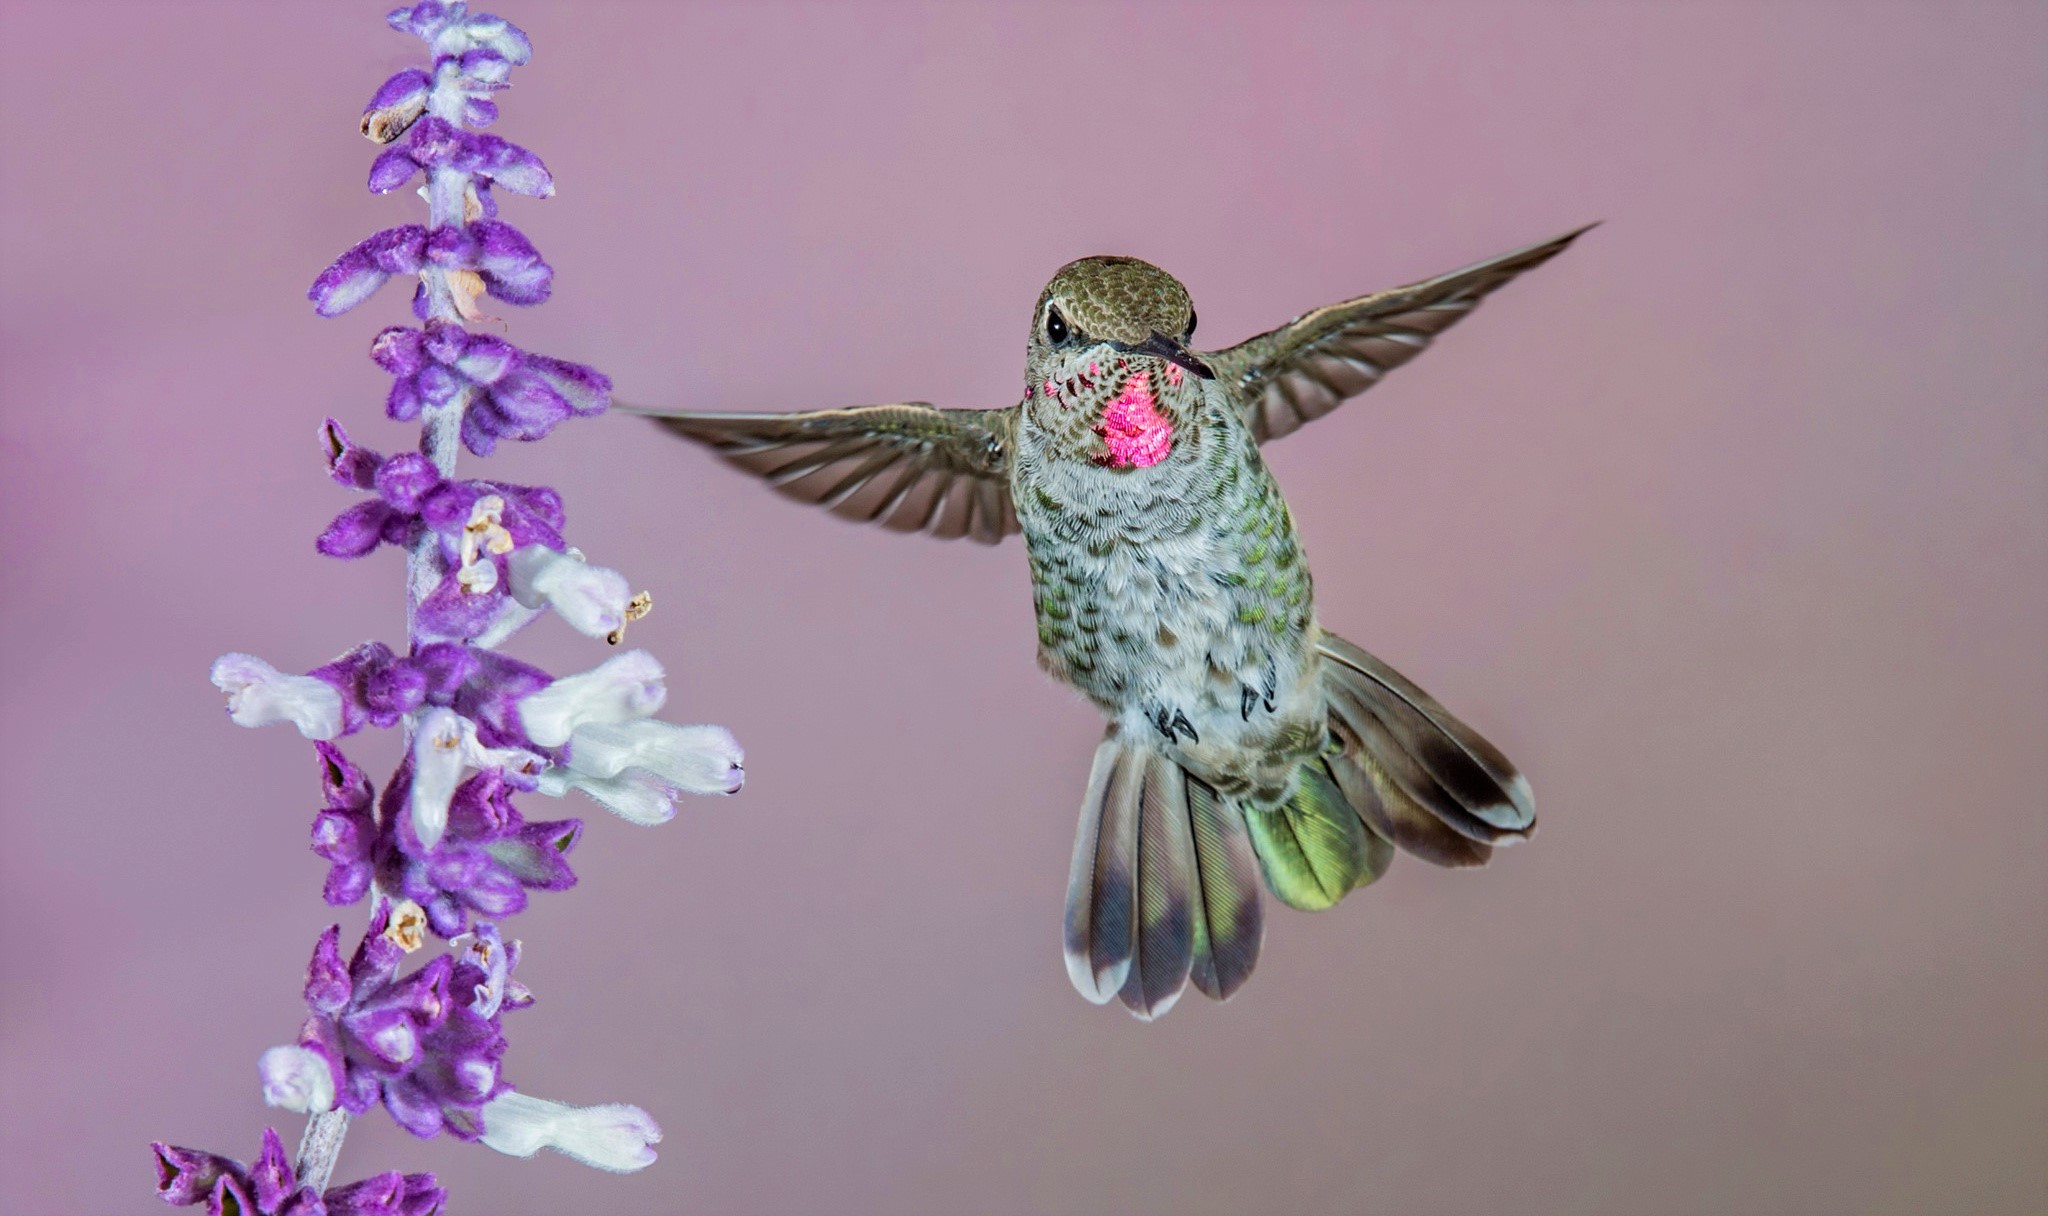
532,766,677,826
523,354,611,417
368,144,420,193
258,1044,337,1114
247,1127,294,1214
478,1091,661,1173
211,654,345,740
305,924,352,1015
515,649,665,749
566,720,745,795
316,500,400,560
408,709,470,851
310,226,428,317
321,417,383,489
505,546,632,641
361,67,432,143
207,1174,256,1216
150,1143,241,1206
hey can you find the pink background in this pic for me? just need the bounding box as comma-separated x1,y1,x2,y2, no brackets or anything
3,2,2044,1212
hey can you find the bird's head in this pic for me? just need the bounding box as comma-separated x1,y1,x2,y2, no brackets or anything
1025,256,1212,470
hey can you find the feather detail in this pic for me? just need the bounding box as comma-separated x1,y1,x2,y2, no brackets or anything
1319,634,1534,832
1319,634,1534,845
1340,748,1493,868
1116,752,1197,1020
1063,731,1136,1004
630,402,1020,543
1185,777,1264,1001
1323,757,1396,889
1206,225,1594,444
1243,762,1372,911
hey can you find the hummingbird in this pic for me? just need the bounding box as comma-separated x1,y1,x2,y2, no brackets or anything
635,226,1589,1019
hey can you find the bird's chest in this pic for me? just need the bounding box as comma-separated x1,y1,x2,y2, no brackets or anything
1027,522,1232,702
1016,435,1313,735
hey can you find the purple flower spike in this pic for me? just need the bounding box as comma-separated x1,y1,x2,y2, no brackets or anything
184,3,744,1203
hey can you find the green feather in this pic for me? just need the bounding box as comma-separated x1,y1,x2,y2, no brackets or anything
1244,762,1371,911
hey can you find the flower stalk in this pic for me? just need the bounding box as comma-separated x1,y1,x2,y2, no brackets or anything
157,4,739,1208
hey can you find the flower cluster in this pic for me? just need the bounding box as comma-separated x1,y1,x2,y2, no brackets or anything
158,1,734,1203
153,1127,446,1216
311,743,579,937
316,414,621,642
255,916,660,1173
259,915,525,1141
374,318,610,456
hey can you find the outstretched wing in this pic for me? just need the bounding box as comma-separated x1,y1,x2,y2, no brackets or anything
633,402,1022,544
1206,224,1594,443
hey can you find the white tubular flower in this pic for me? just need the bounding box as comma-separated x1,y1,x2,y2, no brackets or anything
410,707,549,850
534,766,677,826
507,545,633,640
516,649,667,748
256,1045,336,1114
534,720,742,824
210,654,344,740
409,707,470,850
478,1091,662,1173
565,721,744,793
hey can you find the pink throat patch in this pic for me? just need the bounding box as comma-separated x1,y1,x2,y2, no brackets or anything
1096,372,1173,468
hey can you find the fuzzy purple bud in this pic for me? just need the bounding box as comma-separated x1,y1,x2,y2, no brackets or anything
310,226,429,317
305,925,353,1015
362,67,432,143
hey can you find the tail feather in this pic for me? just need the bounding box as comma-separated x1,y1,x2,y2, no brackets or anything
1062,735,1135,1004
1242,762,1382,911
1184,778,1264,1001
1063,633,1531,1015
1116,752,1197,1021
1327,758,1397,889
1327,686,1503,849
1332,748,1494,869
1066,732,1268,1013
1319,633,1535,836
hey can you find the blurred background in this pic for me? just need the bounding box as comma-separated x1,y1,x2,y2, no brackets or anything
3,2,2043,1213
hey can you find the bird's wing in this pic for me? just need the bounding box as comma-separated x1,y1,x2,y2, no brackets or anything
1204,225,1594,444
632,402,1022,544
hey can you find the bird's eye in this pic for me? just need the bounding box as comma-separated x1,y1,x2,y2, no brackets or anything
1184,308,1197,340
1045,305,1070,345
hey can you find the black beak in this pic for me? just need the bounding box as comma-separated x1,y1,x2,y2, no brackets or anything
1110,332,1215,380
